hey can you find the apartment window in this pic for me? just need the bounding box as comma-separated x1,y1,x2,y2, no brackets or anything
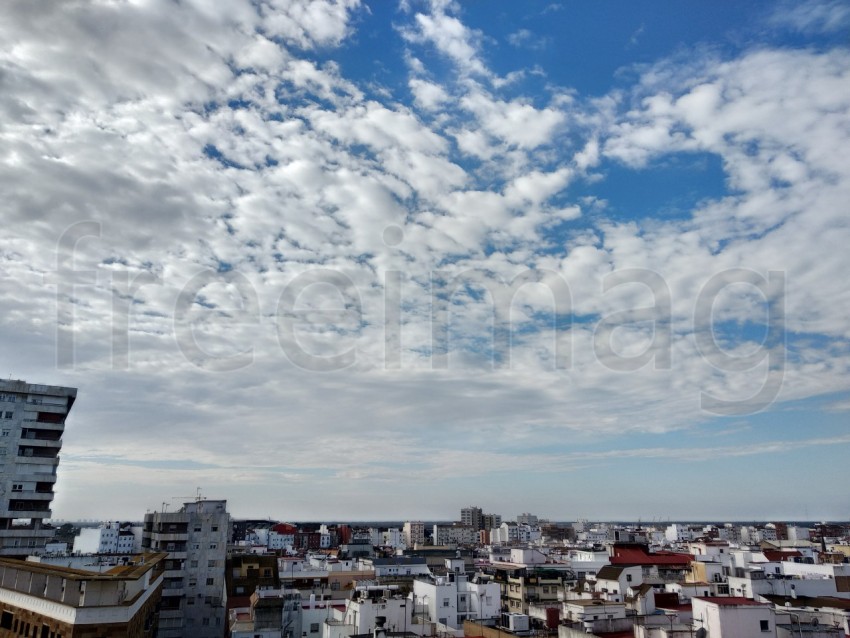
206,578,215,585
760,620,769,632
209,543,217,549
2,412,12,419
194,525,202,532
12,484,22,492
1,429,9,436
443,598,450,607
208,560,217,567
202,618,210,626
626,575,632,582
310,624,320,633
211,526,218,532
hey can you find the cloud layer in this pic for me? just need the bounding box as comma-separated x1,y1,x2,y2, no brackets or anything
1,0,848,519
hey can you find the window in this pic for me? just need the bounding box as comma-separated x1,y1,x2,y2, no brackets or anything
760,620,769,632
443,598,450,607
310,624,319,633
206,578,215,585
2,412,12,419
209,543,217,549
194,525,202,532
212,525,218,532
208,560,217,567
626,574,632,582
12,484,22,492
1,429,9,436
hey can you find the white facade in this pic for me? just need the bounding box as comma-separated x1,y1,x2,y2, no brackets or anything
73,522,140,554
413,564,500,630
0,380,76,556
383,528,404,548
691,597,776,638
491,523,541,545
433,524,478,546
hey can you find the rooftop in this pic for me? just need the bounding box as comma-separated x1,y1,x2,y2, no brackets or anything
695,597,767,607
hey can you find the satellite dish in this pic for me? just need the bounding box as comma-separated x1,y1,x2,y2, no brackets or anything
811,618,819,627
695,628,707,638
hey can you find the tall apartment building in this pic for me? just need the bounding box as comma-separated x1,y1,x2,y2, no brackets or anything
461,506,483,530
142,499,230,638
0,379,76,557
403,521,425,547
482,514,502,531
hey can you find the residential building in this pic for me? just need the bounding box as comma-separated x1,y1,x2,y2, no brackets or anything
691,596,776,638
413,560,500,630
516,514,538,526
142,499,230,638
461,507,484,531
0,379,76,557
403,521,425,548
482,514,502,533
74,522,140,554
432,524,478,546
0,551,165,637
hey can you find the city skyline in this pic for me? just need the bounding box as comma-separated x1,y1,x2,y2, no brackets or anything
1,0,849,521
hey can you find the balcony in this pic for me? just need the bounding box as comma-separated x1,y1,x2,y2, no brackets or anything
16,447,60,460
21,427,63,439
8,490,54,501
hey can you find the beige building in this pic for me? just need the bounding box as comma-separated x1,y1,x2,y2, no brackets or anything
0,552,166,637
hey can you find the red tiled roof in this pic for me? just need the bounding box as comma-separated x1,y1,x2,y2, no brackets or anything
762,550,802,562
610,546,693,566
272,523,298,534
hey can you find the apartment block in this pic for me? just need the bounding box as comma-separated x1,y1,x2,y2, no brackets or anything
142,499,230,638
0,379,76,557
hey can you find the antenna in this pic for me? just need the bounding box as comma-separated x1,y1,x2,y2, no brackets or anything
172,487,205,503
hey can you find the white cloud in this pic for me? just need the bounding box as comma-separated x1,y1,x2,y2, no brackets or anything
1,0,849,519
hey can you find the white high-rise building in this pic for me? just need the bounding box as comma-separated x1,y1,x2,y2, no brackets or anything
143,499,231,638
0,379,76,557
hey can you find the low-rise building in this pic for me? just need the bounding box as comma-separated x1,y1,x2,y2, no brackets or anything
0,552,165,637
691,596,775,638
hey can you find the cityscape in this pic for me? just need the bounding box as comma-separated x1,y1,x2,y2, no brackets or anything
0,379,849,637
2,1,850,637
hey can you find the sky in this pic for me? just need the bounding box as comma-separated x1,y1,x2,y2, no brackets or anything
1,0,849,523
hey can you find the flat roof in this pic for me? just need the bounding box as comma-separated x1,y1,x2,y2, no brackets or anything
1,553,166,583
695,597,767,607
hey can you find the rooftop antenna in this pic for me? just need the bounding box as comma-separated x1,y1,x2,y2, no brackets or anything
172,487,205,503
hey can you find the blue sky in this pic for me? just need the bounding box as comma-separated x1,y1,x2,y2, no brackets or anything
1,0,849,522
